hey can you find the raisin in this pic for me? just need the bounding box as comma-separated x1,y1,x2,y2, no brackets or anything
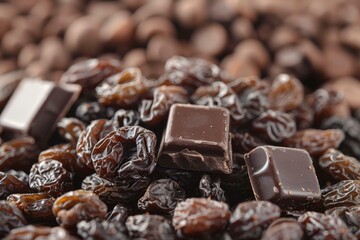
229,201,281,240
57,118,86,146
91,126,157,183
0,200,26,238
82,173,150,204
139,85,188,126
77,220,129,240
322,180,360,209
126,214,175,240
191,81,245,124
138,179,186,216
0,171,30,199
319,148,360,181
268,74,304,111
326,206,360,238
227,76,269,94
298,211,356,240
4,226,76,240
106,204,131,225
76,119,113,170
6,193,55,221
75,101,115,124
0,137,38,172
239,89,269,122
29,160,73,197
291,103,314,130
251,110,296,143
199,174,226,202
60,58,122,89
112,109,140,129
96,67,147,107
283,129,344,157
52,190,107,228
160,56,222,91
261,218,304,240
173,198,230,238
232,132,265,154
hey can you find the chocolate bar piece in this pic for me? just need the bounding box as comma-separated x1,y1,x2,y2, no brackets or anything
158,104,232,174
244,146,321,210
0,79,81,142
0,70,24,109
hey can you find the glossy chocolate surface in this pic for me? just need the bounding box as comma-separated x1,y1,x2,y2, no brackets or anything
158,104,232,174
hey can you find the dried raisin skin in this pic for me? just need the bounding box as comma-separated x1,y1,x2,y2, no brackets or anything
192,81,245,124
229,201,281,240
283,129,344,157
4,225,77,240
232,132,265,154
0,200,27,238
6,193,55,221
298,211,356,240
75,101,115,124
268,74,304,111
112,109,140,129
77,220,129,240
76,119,113,170
326,206,360,238
52,190,107,228
199,174,226,202
82,173,150,204
60,58,122,89
291,103,314,130
0,171,30,199
0,137,39,172
96,67,147,107
106,204,131,225
261,218,304,240
319,148,360,181
172,198,231,238
139,85,188,126
126,214,175,240
91,126,157,183
227,76,269,94
29,160,73,197
57,118,86,146
239,89,270,122
251,110,296,143
322,180,360,209
138,179,186,216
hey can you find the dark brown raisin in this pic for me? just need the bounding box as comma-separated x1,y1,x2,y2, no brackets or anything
29,160,73,197
106,204,131,225
322,180,360,209
0,200,26,238
232,132,265,154
261,218,304,240
126,214,175,240
77,220,129,240
57,118,86,146
52,190,107,228
112,109,140,129
239,89,270,122
229,201,281,240
227,76,269,94
326,206,360,238
283,129,344,157
199,174,226,202
251,110,296,143
0,171,30,199
91,126,157,183
96,68,147,107
75,101,115,124
138,179,186,216
298,211,356,240
4,226,76,240
173,198,230,238
0,137,38,172
139,85,188,126
291,103,314,130
6,193,55,221
319,148,360,181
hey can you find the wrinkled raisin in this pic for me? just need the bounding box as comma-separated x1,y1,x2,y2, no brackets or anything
0,200,26,238
199,174,226,202
52,190,107,228
227,76,269,94
4,225,76,240
139,85,188,126
298,211,356,240
0,171,29,199
75,101,115,124
319,148,360,181
251,110,296,143
291,103,314,130
232,132,265,154
239,89,269,122
173,198,230,238
138,179,186,216
0,137,38,172
126,214,175,240
107,204,131,225
112,109,140,129
29,160,73,197
322,180,360,209
229,201,281,240
326,206,360,238
283,129,344,157
261,218,304,240
77,220,129,240
57,118,86,146
91,126,157,183
96,68,147,107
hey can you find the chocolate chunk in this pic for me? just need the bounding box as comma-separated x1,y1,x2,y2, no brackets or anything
0,70,24,109
158,104,232,174
0,79,81,142
244,146,321,210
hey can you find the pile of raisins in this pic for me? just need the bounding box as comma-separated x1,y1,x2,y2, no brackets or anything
0,56,359,239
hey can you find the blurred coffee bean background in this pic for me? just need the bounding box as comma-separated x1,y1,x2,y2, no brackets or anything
1,0,360,94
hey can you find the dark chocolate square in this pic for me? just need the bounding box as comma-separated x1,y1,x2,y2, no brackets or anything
244,146,321,210
158,104,232,174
